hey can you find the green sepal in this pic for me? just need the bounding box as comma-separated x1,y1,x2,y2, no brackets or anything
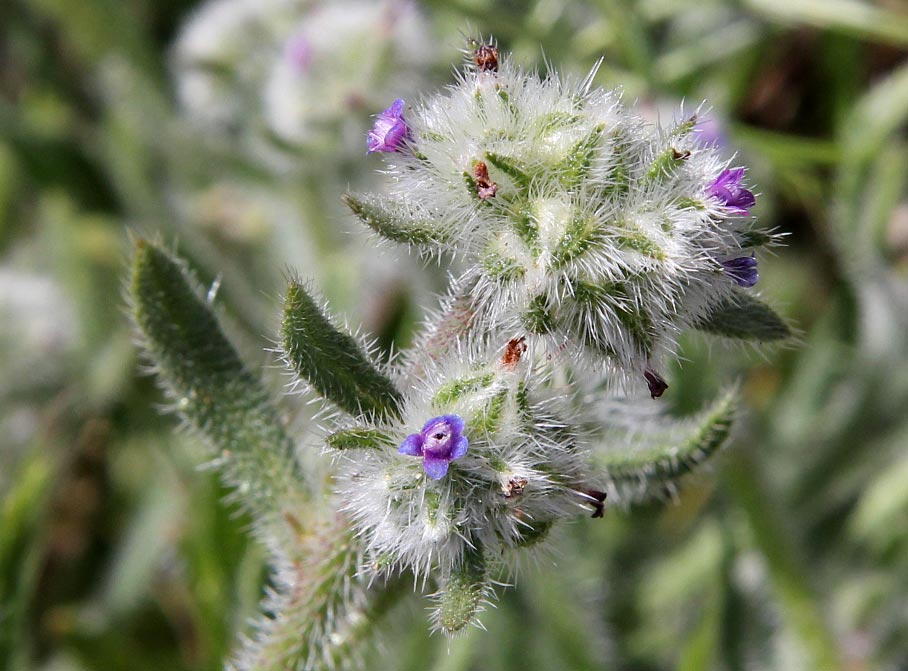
671,114,698,138
327,427,395,451
467,387,508,436
646,146,690,181
513,519,553,548
281,280,402,420
434,372,496,407
568,279,655,354
485,151,531,190
614,228,666,260
344,193,447,247
596,388,738,502
738,229,776,248
129,240,307,515
432,545,488,635
549,212,603,269
693,292,791,342
554,124,604,190
523,293,557,334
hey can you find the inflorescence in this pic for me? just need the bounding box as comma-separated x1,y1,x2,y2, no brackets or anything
324,40,777,631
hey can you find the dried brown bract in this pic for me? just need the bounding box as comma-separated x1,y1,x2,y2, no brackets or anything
474,44,499,73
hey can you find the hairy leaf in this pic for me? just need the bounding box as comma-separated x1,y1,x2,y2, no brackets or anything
129,240,308,521
281,281,402,420
431,546,488,635
693,292,791,342
344,193,447,247
595,389,738,502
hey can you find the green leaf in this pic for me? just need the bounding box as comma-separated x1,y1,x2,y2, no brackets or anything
432,546,488,635
281,280,402,420
595,388,738,501
344,193,447,247
0,451,54,671
129,240,308,520
693,292,791,342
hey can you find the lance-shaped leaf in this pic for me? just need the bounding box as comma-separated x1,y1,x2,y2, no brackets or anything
344,193,448,248
129,240,308,523
430,545,489,635
593,388,738,503
281,281,402,420
693,292,791,342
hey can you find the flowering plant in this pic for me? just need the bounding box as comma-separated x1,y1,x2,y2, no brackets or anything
130,40,788,670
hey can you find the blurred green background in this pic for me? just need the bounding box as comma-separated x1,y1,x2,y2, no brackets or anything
2,0,907,669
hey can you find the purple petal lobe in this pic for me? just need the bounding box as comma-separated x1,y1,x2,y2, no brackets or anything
398,433,424,456
452,435,469,460
423,457,450,480
367,98,409,153
721,254,759,287
707,168,756,216
425,414,464,435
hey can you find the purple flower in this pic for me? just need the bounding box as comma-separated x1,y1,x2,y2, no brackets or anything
721,254,759,287
367,98,409,153
285,34,313,73
398,414,469,480
707,168,756,216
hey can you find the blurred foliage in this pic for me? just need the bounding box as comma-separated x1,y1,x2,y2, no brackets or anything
1,0,907,669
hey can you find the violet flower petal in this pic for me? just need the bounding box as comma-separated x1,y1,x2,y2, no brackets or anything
367,98,409,153
452,435,469,460
398,433,424,456
721,254,759,287
423,457,451,480
708,168,756,216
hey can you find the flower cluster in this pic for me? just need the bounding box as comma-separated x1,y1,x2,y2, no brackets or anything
333,336,595,581
354,46,768,391
318,41,779,634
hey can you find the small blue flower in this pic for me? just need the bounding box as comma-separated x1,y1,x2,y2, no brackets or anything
721,254,759,287
398,415,469,480
367,98,409,153
707,168,756,216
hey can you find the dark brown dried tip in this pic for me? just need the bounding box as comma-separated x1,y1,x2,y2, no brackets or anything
644,367,668,399
584,489,608,519
502,477,528,498
473,161,498,200
672,148,691,160
474,44,499,72
501,336,526,369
